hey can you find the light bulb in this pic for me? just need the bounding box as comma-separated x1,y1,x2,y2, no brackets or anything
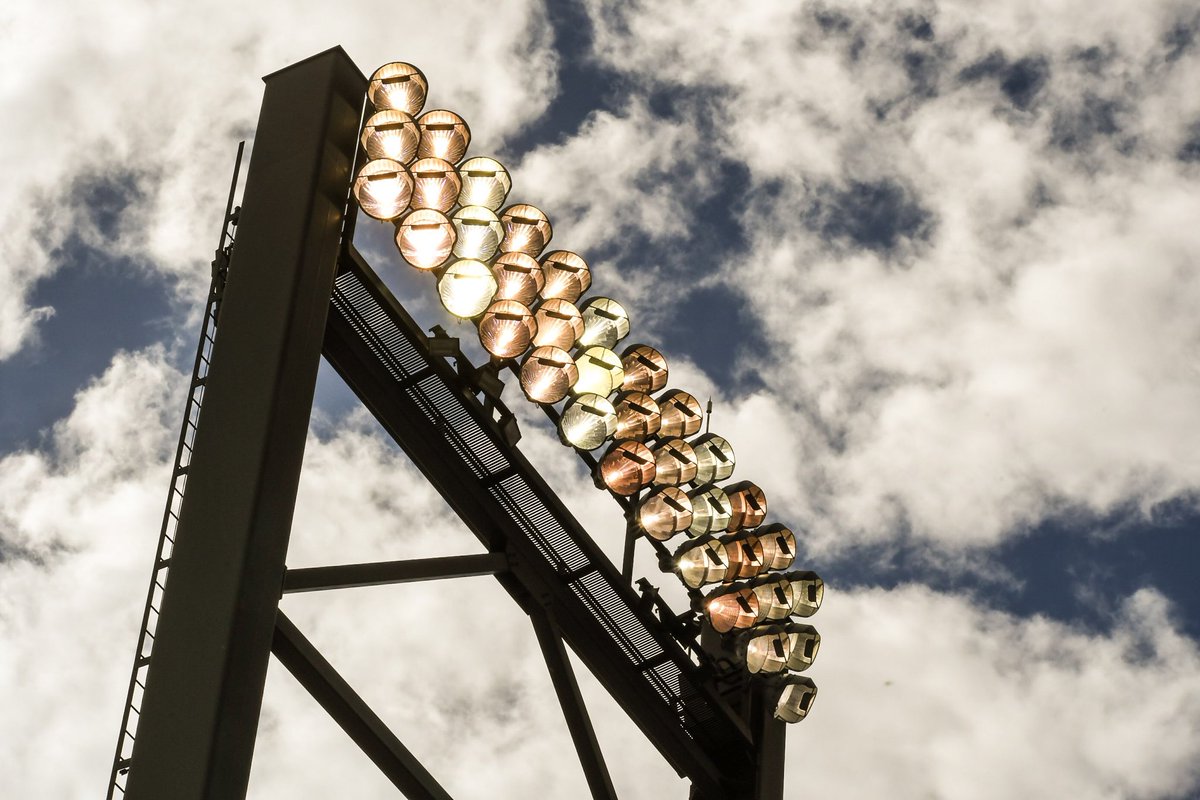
395,208,455,270
417,109,470,163
437,258,497,318
353,159,412,221
361,110,420,163
367,62,427,115
458,156,511,211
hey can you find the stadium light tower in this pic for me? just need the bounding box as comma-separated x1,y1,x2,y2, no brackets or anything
107,46,822,800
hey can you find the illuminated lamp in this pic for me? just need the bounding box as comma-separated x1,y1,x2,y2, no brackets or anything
672,536,729,588
781,623,821,672
361,109,420,163
774,676,817,723
395,208,456,270
367,62,428,115
651,438,697,486
519,346,577,404
578,297,630,350
687,485,731,536
756,523,798,571
353,159,412,221
739,625,792,674
719,530,767,580
531,299,583,350
451,206,503,261
637,486,692,540
572,347,624,397
749,571,823,621
478,300,537,359
704,583,759,633
458,156,512,211
724,481,767,531
559,393,616,450
621,345,668,393
416,109,470,163
407,158,461,213
657,390,703,438
786,570,824,618
499,204,552,257
614,391,661,440
492,252,544,306
692,433,735,484
596,441,656,496
437,259,497,319
540,251,592,303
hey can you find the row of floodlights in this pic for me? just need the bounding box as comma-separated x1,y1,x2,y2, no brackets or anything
356,62,819,724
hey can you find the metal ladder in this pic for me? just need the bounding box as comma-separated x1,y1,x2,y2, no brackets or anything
106,143,244,799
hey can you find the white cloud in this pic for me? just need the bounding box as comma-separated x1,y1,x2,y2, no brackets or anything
564,0,1200,553
0,0,558,360
3,346,1200,798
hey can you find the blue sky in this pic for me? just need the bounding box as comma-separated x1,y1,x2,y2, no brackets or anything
3,1,1200,798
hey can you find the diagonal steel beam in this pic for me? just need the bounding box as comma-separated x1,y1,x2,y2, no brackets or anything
272,611,453,800
530,609,619,800
283,553,509,593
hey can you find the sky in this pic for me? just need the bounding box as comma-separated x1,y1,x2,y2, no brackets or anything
2,1,1200,798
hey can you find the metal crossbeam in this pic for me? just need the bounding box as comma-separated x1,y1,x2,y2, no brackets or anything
272,612,453,800
531,609,619,800
283,553,509,593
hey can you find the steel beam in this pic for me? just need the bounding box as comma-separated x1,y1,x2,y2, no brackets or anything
283,553,509,593
123,48,365,800
530,609,619,800
272,612,454,800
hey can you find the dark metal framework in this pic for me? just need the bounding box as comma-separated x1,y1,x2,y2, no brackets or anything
108,46,785,800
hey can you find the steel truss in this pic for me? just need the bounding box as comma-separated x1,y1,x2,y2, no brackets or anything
108,46,785,800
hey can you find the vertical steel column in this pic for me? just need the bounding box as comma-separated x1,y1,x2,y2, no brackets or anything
123,47,365,800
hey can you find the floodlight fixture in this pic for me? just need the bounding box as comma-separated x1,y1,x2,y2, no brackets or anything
614,391,661,441
774,675,817,723
437,258,498,319
500,204,552,257
672,536,729,588
519,346,578,403
578,297,631,350
417,109,470,163
559,393,617,450
597,440,656,496
739,626,792,675
651,438,698,486
704,583,759,633
691,433,735,484
687,484,731,536
458,156,512,211
531,299,584,350
451,205,503,261
395,208,456,270
780,623,821,672
572,346,624,397
756,523,797,571
724,481,767,531
361,109,420,163
540,250,592,303
478,300,537,359
740,623,819,675
353,159,413,221
367,62,428,115
749,571,824,621
408,157,461,213
491,252,544,306
621,345,668,393
719,530,766,580
658,390,703,438
637,486,693,540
